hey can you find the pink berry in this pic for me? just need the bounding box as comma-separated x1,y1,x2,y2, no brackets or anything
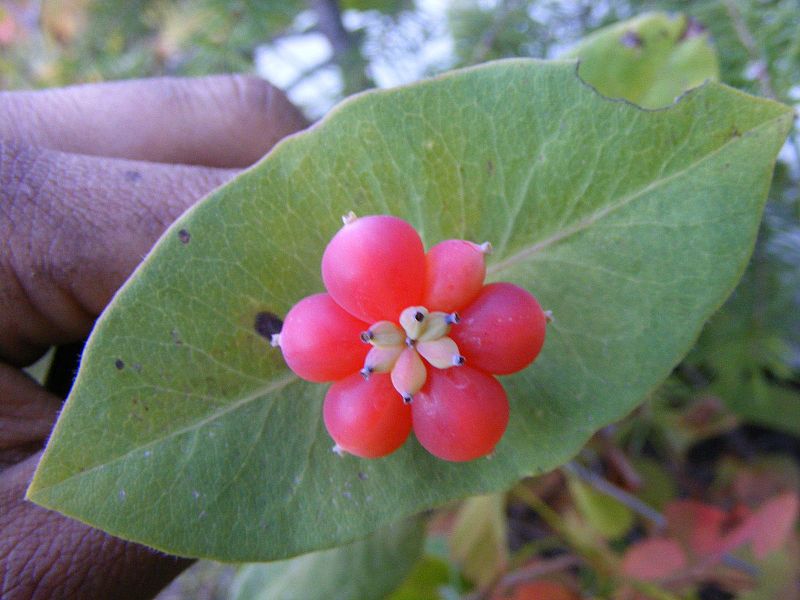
450,282,546,375
323,372,412,458
412,366,509,461
322,215,426,322
423,239,490,312
278,293,369,382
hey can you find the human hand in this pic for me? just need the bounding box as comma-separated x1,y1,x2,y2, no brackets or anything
0,75,307,599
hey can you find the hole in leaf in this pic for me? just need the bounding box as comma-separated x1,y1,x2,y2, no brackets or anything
254,311,283,340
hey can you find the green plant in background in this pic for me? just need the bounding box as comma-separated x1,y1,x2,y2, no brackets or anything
5,0,799,597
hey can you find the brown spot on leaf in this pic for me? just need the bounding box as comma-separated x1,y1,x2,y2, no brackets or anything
115,359,125,370
254,311,283,340
178,229,191,244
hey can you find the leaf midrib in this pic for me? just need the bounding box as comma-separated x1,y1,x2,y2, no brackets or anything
487,114,786,276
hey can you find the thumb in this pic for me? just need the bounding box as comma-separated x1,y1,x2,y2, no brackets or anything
0,142,234,366
0,452,192,600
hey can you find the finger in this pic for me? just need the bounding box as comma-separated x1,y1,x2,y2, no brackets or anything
0,366,60,462
0,453,192,600
0,75,307,168
0,141,236,366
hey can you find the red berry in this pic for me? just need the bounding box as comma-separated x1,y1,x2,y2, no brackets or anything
450,283,546,375
322,215,426,322
412,366,509,461
279,293,369,382
423,239,489,312
323,372,412,458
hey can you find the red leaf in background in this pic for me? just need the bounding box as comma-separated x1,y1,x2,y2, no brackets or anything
664,500,732,556
621,538,687,581
660,493,798,565
748,492,799,559
663,499,759,558
493,580,581,600
0,10,20,46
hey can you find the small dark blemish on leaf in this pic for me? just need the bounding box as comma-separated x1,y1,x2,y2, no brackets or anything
171,328,183,345
254,311,283,340
178,229,191,244
486,160,494,175
124,170,141,183
358,471,368,481
731,127,741,139
132,363,142,373
115,359,125,370
620,30,642,48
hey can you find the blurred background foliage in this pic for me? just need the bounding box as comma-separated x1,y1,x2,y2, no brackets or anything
3,0,798,597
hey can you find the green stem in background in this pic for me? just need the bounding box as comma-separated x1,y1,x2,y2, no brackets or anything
565,460,760,578
512,483,684,599
563,461,666,528
510,484,612,578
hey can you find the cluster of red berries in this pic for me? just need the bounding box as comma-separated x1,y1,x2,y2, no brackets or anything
273,214,547,462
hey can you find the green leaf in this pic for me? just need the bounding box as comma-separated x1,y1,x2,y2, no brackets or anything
386,556,451,600
27,59,792,560
567,477,634,540
563,12,719,108
449,494,508,587
630,457,677,512
230,516,425,600
688,200,800,434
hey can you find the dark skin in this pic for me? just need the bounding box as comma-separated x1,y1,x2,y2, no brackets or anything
0,75,307,599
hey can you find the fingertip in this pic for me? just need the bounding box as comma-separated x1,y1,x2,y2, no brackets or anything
0,75,308,168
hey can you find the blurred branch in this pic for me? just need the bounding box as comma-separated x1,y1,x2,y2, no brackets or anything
512,483,682,600
498,554,580,588
311,0,350,56
597,426,642,490
463,554,580,600
563,461,666,528
511,484,612,577
563,461,761,579
310,0,373,94
722,0,776,100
